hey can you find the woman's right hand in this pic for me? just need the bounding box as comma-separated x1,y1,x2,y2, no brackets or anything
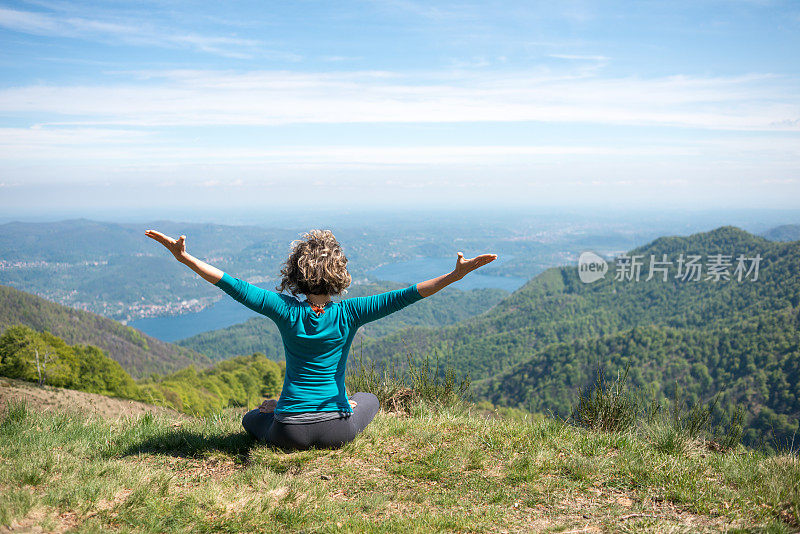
145,230,187,262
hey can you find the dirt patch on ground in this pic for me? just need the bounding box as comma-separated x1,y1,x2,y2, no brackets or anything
0,377,190,421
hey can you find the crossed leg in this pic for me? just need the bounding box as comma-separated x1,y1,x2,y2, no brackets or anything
241,392,380,450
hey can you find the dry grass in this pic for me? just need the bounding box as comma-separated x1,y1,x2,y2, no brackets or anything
0,376,189,420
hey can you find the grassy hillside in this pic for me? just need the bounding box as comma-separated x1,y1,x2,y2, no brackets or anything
0,283,211,378
1,398,798,532
0,376,189,420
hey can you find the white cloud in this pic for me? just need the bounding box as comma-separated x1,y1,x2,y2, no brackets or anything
0,69,796,131
321,55,363,62
0,7,60,33
0,7,290,59
549,54,609,61
0,138,695,163
2,131,798,170
370,0,479,21
0,127,150,146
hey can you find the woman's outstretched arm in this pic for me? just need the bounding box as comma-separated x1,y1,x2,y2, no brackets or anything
416,252,497,298
145,230,223,284
147,229,291,323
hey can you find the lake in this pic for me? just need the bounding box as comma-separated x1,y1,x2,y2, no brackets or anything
129,256,528,343
128,292,267,343
366,254,527,292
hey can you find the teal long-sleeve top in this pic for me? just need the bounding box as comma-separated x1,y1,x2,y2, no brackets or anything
213,272,425,416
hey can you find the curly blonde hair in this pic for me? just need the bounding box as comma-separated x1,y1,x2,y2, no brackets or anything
276,229,352,297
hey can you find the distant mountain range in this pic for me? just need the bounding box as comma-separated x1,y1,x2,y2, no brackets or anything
761,224,800,242
0,217,672,321
359,227,794,373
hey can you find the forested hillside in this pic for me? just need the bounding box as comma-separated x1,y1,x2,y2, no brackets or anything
362,227,795,376
473,316,799,447
0,284,211,378
357,227,800,448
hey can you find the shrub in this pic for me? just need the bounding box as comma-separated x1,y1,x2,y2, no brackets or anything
644,384,745,453
569,364,638,432
346,340,471,413
568,366,746,453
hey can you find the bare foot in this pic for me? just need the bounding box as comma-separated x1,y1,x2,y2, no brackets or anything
349,399,357,409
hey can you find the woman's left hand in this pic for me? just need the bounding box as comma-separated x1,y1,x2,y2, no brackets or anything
453,252,497,280
258,398,278,413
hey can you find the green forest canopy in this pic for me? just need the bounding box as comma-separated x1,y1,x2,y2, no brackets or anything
0,325,283,416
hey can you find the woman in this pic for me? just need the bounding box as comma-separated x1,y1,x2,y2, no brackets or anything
145,228,496,451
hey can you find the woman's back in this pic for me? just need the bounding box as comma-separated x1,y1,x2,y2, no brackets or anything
213,271,424,415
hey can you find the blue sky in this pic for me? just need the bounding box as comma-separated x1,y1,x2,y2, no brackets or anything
0,0,798,215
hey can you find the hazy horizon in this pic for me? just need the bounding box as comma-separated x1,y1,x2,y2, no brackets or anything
2,206,799,238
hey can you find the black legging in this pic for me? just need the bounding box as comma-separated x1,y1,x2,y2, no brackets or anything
241,392,380,451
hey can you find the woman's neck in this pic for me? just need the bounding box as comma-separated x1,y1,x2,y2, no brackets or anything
305,293,332,306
